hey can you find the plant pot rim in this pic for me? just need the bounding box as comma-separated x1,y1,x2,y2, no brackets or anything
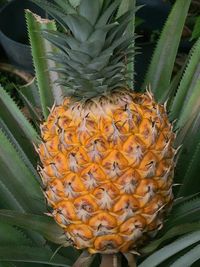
0,30,30,48
0,0,44,46
0,0,30,46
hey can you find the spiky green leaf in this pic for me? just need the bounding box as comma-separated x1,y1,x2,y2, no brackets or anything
31,0,135,99
64,14,94,42
143,0,191,101
176,123,200,196
54,0,77,14
0,222,32,246
0,210,66,245
170,244,200,267
96,0,120,27
0,119,41,185
0,246,72,267
116,0,136,90
0,86,39,163
171,37,200,121
139,231,200,267
191,16,200,41
20,77,42,109
26,10,63,119
17,89,41,130
0,129,44,213
165,197,200,229
141,222,200,254
79,0,101,26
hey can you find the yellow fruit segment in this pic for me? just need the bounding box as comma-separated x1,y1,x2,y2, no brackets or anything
39,90,175,253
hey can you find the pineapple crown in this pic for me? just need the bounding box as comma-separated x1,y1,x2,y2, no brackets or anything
32,0,136,100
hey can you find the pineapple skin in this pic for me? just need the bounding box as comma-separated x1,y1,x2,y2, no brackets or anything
38,89,175,254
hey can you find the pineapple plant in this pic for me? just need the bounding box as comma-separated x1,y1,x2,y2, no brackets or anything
0,0,200,266
36,0,176,255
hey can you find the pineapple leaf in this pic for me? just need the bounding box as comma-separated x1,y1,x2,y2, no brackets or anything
116,0,136,90
96,0,121,27
173,99,200,195
0,246,72,267
173,193,200,207
170,37,200,121
26,10,63,119
69,0,80,8
35,0,93,42
32,0,78,15
62,14,93,42
42,31,93,64
20,77,42,110
177,137,200,196
0,129,44,213
53,0,77,14
0,222,33,246
16,89,41,130
0,86,39,163
0,85,39,143
31,0,75,28
0,119,41,185
164,197,200,229
0,263,15,267
170,244,200,267
78,0,101,26
0,180,23,211
141,222,200,254
0,182,45,246
173,49,200,130
104,10,135,50
138,231,200,267
41,30,80,51
32,0,134,98
161,51,190,106
191,16,200,41
142,0,191,101
0,210,66,245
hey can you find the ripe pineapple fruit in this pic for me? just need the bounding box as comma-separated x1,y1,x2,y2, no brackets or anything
37,0,175,254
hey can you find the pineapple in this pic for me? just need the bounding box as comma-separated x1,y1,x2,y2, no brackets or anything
37,0,175,255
